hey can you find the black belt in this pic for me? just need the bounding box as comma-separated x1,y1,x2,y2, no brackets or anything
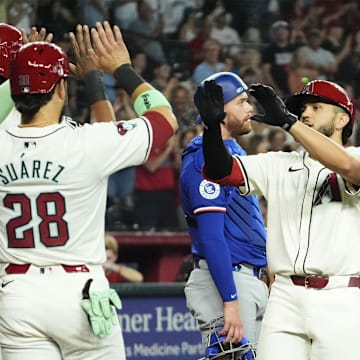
194,257,266,280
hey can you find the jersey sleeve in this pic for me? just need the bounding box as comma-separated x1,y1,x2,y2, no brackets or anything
81,116,153,177
0,80,15,124
234,151,296,198
197,212,238,302
181,157,237,302
185,163,228,214
343,147,360,196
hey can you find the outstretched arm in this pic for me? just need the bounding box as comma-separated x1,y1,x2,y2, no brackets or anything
195,81,244,186
90,21,177,133
249,84,360,186
289,121,360,185
69,24,115,123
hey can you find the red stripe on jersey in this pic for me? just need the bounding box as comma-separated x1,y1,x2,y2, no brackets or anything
144,111,173,157
202,157,244,187
194,206,226,214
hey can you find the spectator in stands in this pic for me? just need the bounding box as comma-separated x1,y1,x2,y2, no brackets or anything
322,21,352,76
299,28,337,80
7,0,34,34
210,10,242,56
176,6,199,43
267,128,291,152
36,0,76,42
261,20,300,97
169,84,198,130
188,16,213,71
281,0,316,33
127,0,166,63
158,0,196,40
104,233,144,283
339,30,360,98
242,26,262,50
133,135,179,231
246,134,270,155
110,0,138,30
192,38,229,84
78,0,110,27
130,50,148,77
150,62,180,99
288,47,319,93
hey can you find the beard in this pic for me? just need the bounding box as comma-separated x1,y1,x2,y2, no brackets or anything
225,112,252,137
316,118,336,138
226,118,252,137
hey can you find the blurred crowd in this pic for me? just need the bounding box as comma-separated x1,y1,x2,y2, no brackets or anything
3,0,360,231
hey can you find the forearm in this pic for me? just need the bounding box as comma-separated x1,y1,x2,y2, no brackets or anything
202,127,233,179
84,71,115,123
114,65,177,132
289,121,360,184
197,213,237,302
0,80,15,124
115,264,143,283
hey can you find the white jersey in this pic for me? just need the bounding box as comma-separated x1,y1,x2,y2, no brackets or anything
235,148,360,276
0,118,152,266
0,107,20,130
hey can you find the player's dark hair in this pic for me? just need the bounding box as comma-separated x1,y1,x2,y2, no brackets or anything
12,87,56,122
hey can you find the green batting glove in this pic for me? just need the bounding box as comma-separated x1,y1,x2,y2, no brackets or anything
81,279,122,337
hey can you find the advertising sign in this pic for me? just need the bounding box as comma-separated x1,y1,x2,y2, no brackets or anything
119,296,203,360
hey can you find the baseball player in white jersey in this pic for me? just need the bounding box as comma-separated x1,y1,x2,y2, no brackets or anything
0,21,177,360
196,79,360,360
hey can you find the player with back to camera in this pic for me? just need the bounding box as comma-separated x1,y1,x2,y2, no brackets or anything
198,78,360,359
0,21,177,360
180,72,267,360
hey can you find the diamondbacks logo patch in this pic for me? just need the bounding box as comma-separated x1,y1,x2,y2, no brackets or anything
117,120,137,135
199,180,220,199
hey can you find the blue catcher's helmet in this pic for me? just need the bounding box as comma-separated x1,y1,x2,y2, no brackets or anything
202,327,256,360
194,72,248,125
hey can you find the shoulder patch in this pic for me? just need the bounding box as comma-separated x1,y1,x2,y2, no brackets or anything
199,180,221,199
117,120,137,135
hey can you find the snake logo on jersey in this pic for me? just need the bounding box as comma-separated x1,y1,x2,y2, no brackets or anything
199,180,221,200
313,172,341,206
117,120,137,135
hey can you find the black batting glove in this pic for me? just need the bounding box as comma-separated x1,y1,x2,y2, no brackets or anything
194,80,226,130
249,83,298,131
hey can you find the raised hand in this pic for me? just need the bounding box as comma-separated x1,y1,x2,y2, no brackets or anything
249,83,298,131
194,80,226,130
90,21,131,75
69,24,98,80
21,26,53,44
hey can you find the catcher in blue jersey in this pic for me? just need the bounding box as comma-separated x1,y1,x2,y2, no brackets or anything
180,72,268,358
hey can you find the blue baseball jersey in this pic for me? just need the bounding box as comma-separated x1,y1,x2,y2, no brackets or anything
180,135,267,301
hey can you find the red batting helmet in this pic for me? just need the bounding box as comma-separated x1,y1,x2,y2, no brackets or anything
286,80,355,128
10,42,70,95
0,23,22,79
